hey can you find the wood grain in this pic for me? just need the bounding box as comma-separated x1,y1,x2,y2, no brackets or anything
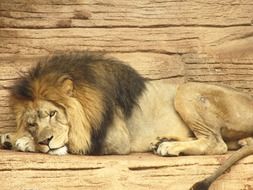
0,0,252,28
0,1,253,189
0,150,253,190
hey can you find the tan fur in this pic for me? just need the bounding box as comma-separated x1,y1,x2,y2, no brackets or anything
2,79,253,157
102,110,130,155
127,81,192,153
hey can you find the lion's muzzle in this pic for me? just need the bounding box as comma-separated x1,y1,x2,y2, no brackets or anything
38,135,53,146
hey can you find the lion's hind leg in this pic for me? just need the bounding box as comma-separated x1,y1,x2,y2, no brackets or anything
157,83,230,157
153,83,230,157
152,114,228,156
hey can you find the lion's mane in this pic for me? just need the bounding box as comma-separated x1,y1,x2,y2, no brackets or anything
10,52,146,154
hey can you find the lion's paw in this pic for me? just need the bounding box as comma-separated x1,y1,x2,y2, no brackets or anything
150,137,170,151
15,136,35,152
150,137,180,155
49,146,68,156
0,134,13,149
155,141,182,156
0,133,14,150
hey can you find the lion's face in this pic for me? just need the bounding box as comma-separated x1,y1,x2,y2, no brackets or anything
23,100,69,154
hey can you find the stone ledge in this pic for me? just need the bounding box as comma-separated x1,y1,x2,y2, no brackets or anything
0,150,252,190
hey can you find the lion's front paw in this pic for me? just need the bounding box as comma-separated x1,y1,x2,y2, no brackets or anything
150,137,174,151
155,141,183,156
150,137,180,156
49,146,68,156
15,137,35,152
0,133,14,150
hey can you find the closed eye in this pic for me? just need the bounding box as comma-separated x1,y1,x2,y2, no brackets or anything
27,123,37,129
49,110,57,118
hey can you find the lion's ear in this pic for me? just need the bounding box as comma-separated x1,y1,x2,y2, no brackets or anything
62,79,73,96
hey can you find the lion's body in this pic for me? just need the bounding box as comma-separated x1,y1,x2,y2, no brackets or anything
126,81,191,153
104,80,253,155
1,52,253,159
102,81,192,154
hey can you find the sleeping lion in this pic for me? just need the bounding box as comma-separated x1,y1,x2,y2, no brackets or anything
1,52,253,190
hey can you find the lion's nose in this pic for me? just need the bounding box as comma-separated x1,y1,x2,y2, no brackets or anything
38,136,53,146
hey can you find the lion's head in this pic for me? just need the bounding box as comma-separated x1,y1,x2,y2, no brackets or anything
12,69,101,155
10,52,146,155
20,100,69,154
12,73,78,154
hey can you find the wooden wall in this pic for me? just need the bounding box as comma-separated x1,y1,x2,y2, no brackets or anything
1,0,253,134
1,1,253,190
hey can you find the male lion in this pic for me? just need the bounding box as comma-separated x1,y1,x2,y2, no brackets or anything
1,52,253,189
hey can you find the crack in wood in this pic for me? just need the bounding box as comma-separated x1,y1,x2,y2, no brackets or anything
149,75,184,81
0,166,104,172
128,163,199,171
1,23,252,29
128,165,169,171
149,173,212,177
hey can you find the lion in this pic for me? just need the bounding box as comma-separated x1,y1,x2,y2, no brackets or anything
1,52,253,189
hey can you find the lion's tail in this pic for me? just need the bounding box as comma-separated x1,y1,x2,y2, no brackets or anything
190,144,253,190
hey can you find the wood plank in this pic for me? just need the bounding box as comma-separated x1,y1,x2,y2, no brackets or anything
1,27,253,55
0,0,252,28
0,53,184,82
0,27,199,54
1,26,253,62
0,150,252,190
